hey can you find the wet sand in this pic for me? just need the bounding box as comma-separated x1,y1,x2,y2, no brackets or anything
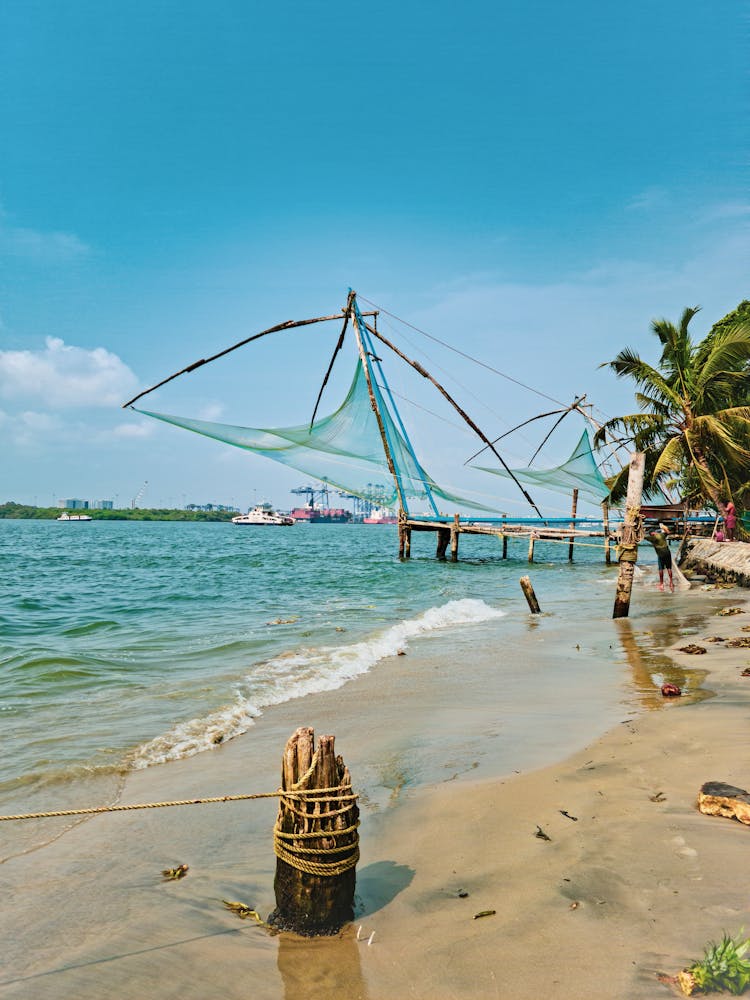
2,586,749,999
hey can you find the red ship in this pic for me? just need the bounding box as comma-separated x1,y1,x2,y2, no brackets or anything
290,504,352,523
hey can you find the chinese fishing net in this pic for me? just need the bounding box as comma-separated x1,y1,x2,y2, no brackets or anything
472,430,610,505
135,359,500,513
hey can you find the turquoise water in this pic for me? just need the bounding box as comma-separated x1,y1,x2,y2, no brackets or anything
1,519,653,804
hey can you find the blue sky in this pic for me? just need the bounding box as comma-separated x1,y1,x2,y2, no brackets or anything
1,1,747,514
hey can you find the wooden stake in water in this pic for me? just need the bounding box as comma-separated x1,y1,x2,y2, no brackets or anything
520,575,541,614
612,452,645,620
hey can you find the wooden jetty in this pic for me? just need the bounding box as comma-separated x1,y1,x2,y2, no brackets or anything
399,506,614,564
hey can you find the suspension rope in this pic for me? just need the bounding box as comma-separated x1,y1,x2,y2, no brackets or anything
358,294,565,407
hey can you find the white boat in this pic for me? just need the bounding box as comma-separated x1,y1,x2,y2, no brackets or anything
57,512,93,521
232,503,294,526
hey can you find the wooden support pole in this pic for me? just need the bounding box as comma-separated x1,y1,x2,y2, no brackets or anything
568,488,579,562
612,452,645,620
528,534,536,563
268,727,359,936
602,499,611,565
398,509,407,559
450,513,460,562
436,527,450,560
404,527,411,559
520,575,541,613
502,515,508,559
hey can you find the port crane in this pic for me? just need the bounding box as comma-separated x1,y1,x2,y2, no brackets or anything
290,484,332,509
336,483,390,518
131,480,148,509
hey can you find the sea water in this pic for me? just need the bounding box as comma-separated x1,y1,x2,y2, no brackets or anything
0,518,700,815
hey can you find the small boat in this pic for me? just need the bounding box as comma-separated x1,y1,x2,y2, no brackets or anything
57,512,93,521
232,503,295,526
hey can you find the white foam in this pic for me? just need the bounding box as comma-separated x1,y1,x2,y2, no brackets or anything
128,598,505,769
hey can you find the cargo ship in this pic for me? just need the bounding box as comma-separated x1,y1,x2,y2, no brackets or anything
362,507,398,524
290,504,352,523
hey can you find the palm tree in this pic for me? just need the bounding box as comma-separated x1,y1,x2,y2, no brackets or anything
594,306,750,515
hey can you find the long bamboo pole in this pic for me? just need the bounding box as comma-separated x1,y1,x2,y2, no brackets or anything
122,308,377,409
364,323,544,517
309,294,354,428
350,304,407,516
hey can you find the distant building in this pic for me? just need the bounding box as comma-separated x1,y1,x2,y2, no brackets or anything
93,500,114,510
58,498,89,509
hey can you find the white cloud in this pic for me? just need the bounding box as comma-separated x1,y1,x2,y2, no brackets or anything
112,421,154,438
695,201,750,223
625,187,670,213
197,402,225,421
0,337,138,409
0,208,90,262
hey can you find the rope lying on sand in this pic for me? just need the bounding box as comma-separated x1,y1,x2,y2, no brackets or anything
0,785,357,823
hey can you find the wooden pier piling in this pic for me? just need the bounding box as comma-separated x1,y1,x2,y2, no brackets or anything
568,489,579,561
436,527,450,560
268,727,359,936
602,500,611,565
520,575,541,613
450,513,460,562
528,534,536,562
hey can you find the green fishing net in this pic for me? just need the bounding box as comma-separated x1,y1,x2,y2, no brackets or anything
473,430,610,505
136,360,500,513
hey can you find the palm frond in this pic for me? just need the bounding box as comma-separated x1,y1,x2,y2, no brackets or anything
652,436,686,478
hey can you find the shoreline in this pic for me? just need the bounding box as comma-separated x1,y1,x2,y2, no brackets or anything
2,586,749,998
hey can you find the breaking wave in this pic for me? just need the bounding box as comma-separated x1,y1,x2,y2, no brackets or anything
127,598,505,769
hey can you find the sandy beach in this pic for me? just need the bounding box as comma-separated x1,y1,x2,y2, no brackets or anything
2,584,750,1000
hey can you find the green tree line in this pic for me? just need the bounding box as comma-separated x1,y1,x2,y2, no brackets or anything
0,502,236,522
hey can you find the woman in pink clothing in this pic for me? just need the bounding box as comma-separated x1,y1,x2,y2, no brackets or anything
724,501,737,541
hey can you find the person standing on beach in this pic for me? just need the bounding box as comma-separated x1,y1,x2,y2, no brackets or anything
645,525,674,592
724,501,737,541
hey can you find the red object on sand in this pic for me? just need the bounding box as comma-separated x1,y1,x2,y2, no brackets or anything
661,683,682,697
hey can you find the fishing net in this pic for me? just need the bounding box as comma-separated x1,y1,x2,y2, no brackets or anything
136,360,500,514
472,430,610,505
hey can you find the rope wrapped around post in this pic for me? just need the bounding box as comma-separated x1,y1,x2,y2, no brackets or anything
273,785,360,877
268,727,360,935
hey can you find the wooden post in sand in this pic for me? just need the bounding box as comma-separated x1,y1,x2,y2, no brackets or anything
612,452,645,620
602,499,611,565
268,727,359,936
520,575,541,613
450,513,460,562
568,488,579,561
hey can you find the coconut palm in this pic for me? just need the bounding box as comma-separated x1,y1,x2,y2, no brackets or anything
594,306,750,514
